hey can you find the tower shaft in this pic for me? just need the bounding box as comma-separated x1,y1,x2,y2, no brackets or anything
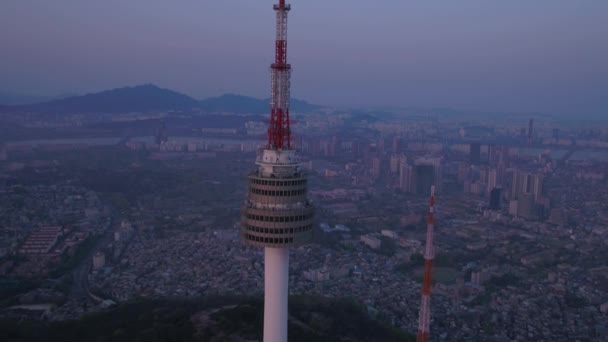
417,186,436,342
264,247,289,342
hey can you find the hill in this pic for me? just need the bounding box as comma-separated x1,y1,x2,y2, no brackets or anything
289,98,322,113
199,93,267,114
0,296,414,342
0,92,50,106
199,93,322,114
14,84,199,114
0,92,78,106
0,85,322,115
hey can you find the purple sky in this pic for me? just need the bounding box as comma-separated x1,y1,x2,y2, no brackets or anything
1,0,607,115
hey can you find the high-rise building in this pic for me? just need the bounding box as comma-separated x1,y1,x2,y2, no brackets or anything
390,154,400,174
479,166,488,186
414,157,442,194
496,162,507,188
240,2,314,342
329,135,339,157
528,118,534,142
392,136,402,152
363,143,377,161
489,187,502,210
517,193,535,219
319,136,338,157
470,143,481,165
370,157,381,178
377,137,386,154
414,165,435,195
399,158,413,192
530,174,544,202
488,144,500,166
511,171,526,199
508,199,518,216
511,171,543,203
351,139,363,159
457,162,470,182
486,168,497,195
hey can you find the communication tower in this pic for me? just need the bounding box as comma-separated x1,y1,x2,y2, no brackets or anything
241,2,314,341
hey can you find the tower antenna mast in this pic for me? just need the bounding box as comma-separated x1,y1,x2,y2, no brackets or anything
417,186,436,342
268,0,292,150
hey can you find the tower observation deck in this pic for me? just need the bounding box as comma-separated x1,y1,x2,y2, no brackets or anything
241,148,314,247
240,1,313,342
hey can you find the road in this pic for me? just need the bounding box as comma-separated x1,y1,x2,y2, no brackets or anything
68,217,114,303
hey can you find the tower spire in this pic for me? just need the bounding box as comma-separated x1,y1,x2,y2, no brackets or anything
268,0,292,150
417,186,436,342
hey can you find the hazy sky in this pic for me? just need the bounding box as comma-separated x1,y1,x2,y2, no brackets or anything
1,0,607,115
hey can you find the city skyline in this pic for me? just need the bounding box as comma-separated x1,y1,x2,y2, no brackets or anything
1,0,607,116
1,1,608,341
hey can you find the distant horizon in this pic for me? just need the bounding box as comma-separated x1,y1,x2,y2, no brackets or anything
1,82,606,120
0,83,321,105
0,83,553,114
2,0,607,116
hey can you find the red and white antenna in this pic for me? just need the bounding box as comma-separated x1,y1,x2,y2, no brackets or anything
267,0,292,150
417,185,436,342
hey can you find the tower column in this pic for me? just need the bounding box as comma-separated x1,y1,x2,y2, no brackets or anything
241,2,312,342
264,247,289,342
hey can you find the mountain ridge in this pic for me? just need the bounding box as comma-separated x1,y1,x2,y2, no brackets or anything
0,84,322,115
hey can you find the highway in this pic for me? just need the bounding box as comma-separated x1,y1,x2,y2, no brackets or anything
67,217,114,304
